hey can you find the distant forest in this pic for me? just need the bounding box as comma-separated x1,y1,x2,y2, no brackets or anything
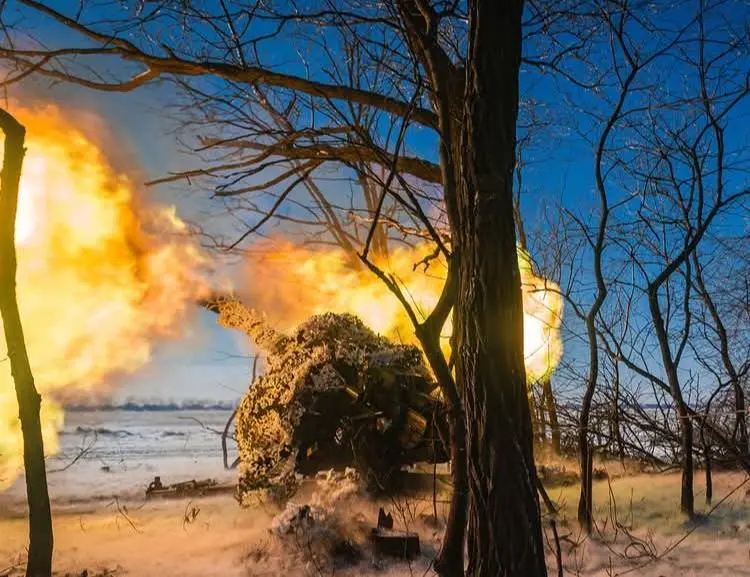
65,401,237,412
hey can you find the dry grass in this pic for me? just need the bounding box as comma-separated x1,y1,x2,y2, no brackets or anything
0,470,749,576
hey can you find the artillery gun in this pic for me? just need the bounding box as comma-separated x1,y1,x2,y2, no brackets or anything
201,295,450,502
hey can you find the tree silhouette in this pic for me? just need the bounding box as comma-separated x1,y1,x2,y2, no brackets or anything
0,108,53,577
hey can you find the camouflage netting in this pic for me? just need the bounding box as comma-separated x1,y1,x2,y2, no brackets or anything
211,297,447,504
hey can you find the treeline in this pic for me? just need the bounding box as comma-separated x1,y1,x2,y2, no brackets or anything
65,400,237,412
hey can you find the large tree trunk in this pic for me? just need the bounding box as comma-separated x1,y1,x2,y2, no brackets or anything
454,1,546,576
0,109,54,577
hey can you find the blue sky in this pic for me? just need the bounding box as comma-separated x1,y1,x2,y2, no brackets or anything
7,1,748,405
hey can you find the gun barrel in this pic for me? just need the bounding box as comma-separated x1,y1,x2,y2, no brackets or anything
200,294,288,353
197,293,230,314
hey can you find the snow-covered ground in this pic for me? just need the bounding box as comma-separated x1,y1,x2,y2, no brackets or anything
0,409,237,508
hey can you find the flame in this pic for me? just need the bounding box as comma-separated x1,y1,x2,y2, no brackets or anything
241,239,562,383
0,105,208,488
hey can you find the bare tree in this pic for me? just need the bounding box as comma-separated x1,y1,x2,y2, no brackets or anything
692,248,750,455
534,0,749,523
534,0,692,531
0,108,53,577
0,2,593,575
618,0,748,515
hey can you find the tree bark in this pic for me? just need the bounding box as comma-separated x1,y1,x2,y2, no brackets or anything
678,408,695,515
528,387,541,443
542,378,561,454
577,431,594,533
455,1,546,576
0,108,54,577
701,424,712,506
612,362,625,466
732,388,747,455
537,385,548,446
648,291,694,518
434,410,468,576
577,305,602,532
417,323,467,577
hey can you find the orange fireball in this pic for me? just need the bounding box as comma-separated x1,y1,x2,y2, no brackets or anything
241,239,562,384
0,105,208,488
